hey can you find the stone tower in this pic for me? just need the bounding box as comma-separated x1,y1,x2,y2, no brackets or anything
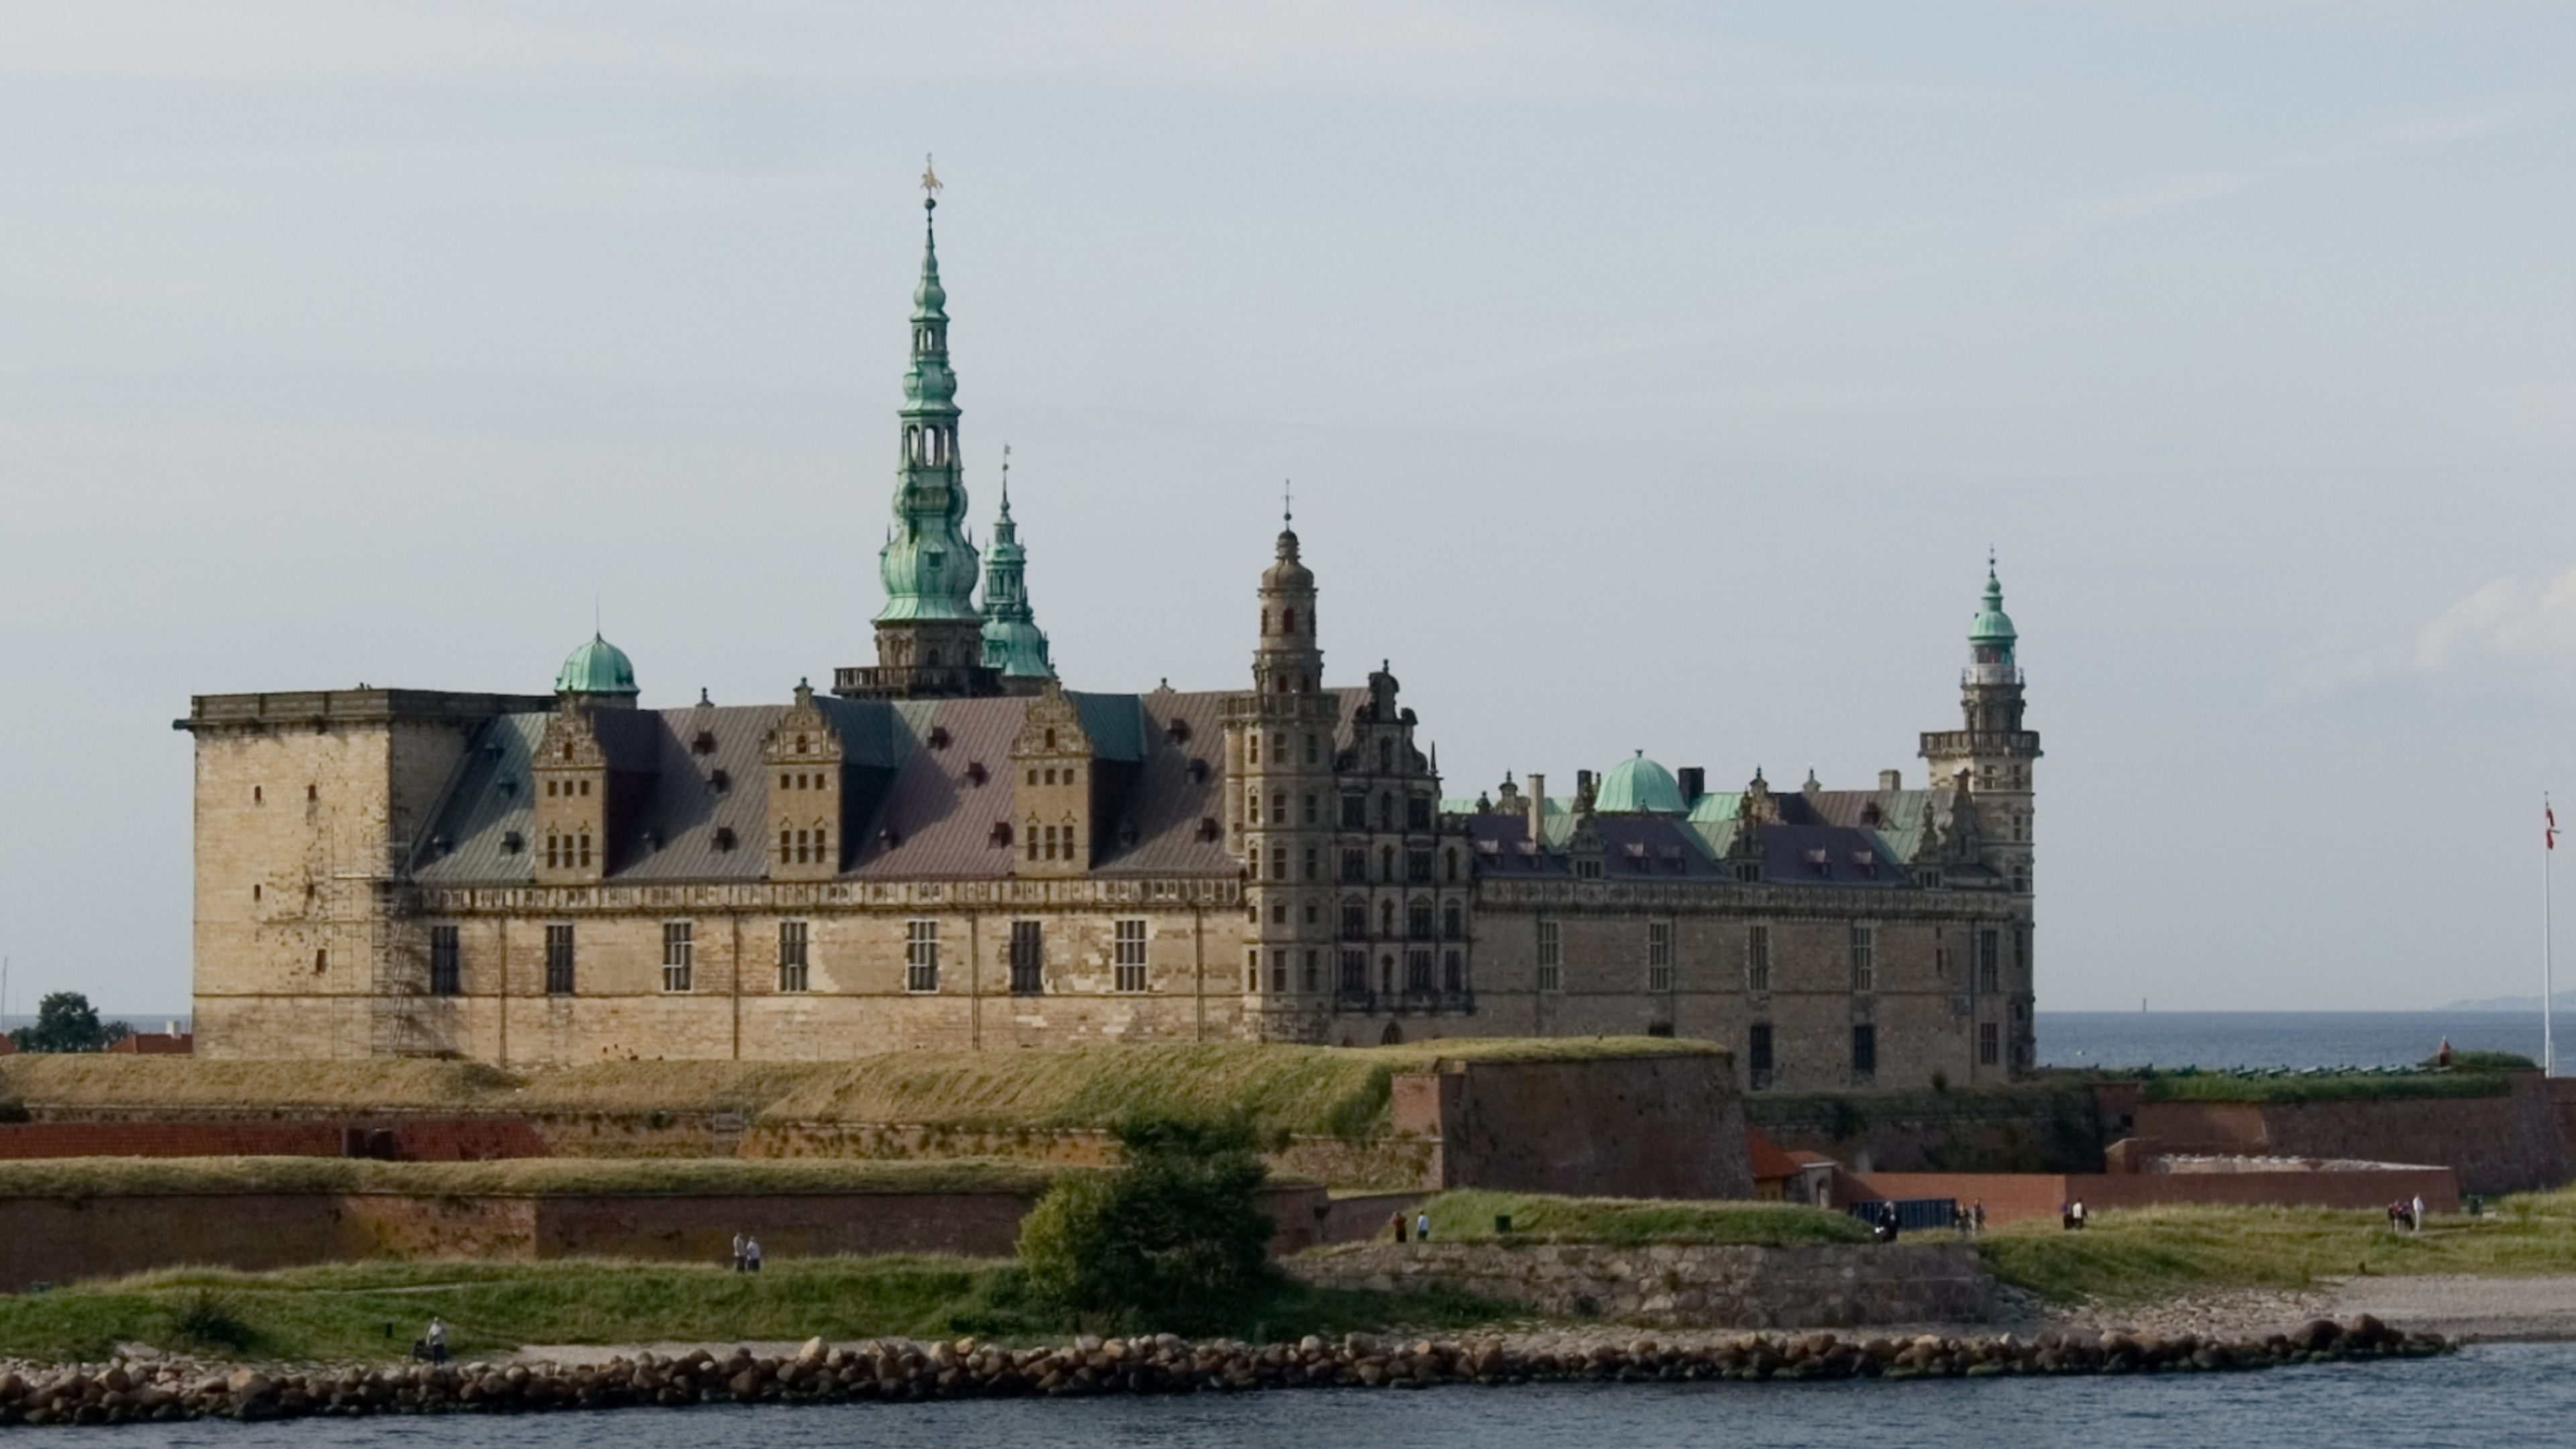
838,177,999,700
1222,513,1341,1038
978,450,1054,693
1919,562,2040,897
533,633,641,888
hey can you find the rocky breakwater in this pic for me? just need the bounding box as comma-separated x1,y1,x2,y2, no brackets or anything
0,1316,2456,1424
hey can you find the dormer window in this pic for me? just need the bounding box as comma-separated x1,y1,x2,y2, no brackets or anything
691,730,716,755
795,735,808,755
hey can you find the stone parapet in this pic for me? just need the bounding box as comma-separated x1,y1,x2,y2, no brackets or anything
1287,1240,1997,1328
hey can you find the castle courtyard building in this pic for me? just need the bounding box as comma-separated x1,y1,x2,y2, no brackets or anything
182,199,2040,1089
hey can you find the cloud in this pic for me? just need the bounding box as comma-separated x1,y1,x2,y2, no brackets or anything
2296,564,2576,694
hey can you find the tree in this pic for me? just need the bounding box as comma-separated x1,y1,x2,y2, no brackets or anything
1017,1111,1279,1334
10,992,131,1053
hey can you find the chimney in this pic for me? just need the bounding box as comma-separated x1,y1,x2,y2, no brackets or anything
1678,767,1705,805
1527,772,1546,844
1880,769,1902,792
1576,769,1595,802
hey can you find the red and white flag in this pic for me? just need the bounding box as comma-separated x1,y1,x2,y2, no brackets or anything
2551,802,2559,852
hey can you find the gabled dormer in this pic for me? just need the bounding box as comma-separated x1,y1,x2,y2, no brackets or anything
1011,682,1095,878
534,698,608,885
765,680,847,881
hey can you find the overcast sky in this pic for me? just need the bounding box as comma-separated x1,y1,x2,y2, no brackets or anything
2,2,2572,1014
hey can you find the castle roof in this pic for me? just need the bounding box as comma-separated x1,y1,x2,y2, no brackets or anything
554,634,639,698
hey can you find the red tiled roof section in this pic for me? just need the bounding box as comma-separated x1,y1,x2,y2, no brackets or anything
1746,1126,1802,1183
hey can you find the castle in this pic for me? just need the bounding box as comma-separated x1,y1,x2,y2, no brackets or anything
183,192,2041,1089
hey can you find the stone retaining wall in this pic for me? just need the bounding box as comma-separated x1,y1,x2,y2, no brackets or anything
1287,1241,1996,1328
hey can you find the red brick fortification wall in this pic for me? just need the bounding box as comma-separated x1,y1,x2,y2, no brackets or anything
0,1195,347,1291
2133,1073,2569,1195
1393,1053,1753,1199
0,1183,1335,1291
1851,1167,2461,1227
0,1118,547,1163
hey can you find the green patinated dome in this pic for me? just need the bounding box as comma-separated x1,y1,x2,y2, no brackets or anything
1970,567,2016,647
1596,751,1686,814
555,633,639,697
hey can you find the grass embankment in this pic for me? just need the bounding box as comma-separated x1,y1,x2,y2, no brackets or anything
0,1256,1513,1365
1411,1191,1870,1248
0,1156,1057,1199
1980,1187,2576,1305
2137,1069,2514,1104
0,1038,1715,1140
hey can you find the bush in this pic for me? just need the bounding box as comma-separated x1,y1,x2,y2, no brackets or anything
165,1288,254,1352
1016,1112,1277,1334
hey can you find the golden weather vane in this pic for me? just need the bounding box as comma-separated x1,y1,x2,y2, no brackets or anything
921,154,943,208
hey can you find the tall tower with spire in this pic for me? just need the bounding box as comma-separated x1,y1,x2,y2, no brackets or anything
1222,494,1343,1038
837,159,1002,700
979,445,1054,692
1919,560,2040,896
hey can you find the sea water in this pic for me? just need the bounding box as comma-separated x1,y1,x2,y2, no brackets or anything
89,1344,2576,1448
2038,1010,2551,1071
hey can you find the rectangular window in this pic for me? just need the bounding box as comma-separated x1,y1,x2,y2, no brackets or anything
1749,1022,1775,1087
1748,924,1771,993
1114,918,1148,993
905,919,938,992
1442,949,1462,993
1303,949,1320,992
1272,949,1289,994
1010,920,1044,996
777,920,810,994
1648,920,1673,993
543,923,574,996
661,921,693,993
1979,1021,2000,1066
1407,849,1431,883
1851,923,1876,994
1978,928,2000,993
1407,797,1432,830
428,925,461,997
1340,949,1366,996
1406,949,1432,992
1304,847,1319,880
1536,919,1562,993
1340,795,1366,828
1341,849,1366,883
1851,1022,1877,1078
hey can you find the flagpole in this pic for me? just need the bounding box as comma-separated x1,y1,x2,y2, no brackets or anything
2546,793,2557,1079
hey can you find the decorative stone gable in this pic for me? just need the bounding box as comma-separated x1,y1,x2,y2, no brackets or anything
533,700,608,885
765,681,846,881
1010,682,1095,878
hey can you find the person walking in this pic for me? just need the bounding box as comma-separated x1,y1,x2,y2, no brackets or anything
425,1316,447,1366
731,1231,747,1273
2070,1199,2086,1230
1391,1211,1407,1244
1415,1210,1432,1243
1972,1201,1987,1236
744,1236,763,1274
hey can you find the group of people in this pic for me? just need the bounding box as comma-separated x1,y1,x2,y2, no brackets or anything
2387,1195,2428,1232
1948,1199,1988,1236
1387,1210,1433,1243
2058,1199,2088,1231
730,1233,765,1272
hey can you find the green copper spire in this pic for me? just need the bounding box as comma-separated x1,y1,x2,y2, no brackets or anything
875,164,981,627
1967,553,2019,682
980,445,1054,680
555,633,639,698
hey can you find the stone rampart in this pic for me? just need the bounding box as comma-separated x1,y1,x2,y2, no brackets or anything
2129,1072,2569,1195
1286,1241,1996,1328
1394,1052,1751,1199
1849,1163,2461,1227
1746,1081,2106,1174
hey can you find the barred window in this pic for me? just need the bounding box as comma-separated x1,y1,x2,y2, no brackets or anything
1978,928,2000,994
1979,1021,2000,1066
545,923,575,996
661,921,693,993
1341,900,1366,938
1851,923,1876,994
1341,849,1366,883
1010,920,1044,996
1648,920,1673,994
1114,919,1148,993
1340,949,1366,995
778,920,810,994
1406,949,1432,992
428,925,461,997
1408,901,1434,939
1407,849,1431,883
1748,924,1771,993
905,920,938,992
1536,919,1561,993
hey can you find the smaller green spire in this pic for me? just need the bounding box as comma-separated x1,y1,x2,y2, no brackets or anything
979,445,1054,680
1969,556,2017,650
